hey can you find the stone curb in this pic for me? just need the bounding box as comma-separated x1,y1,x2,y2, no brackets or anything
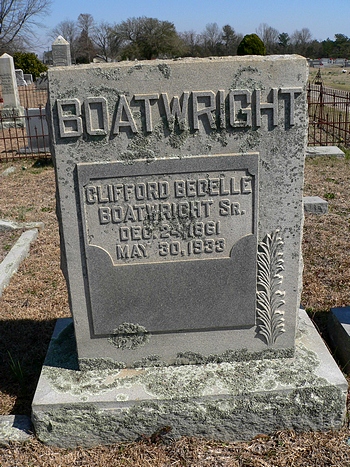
0,219,45,232
306,146,345,157
0,228,39,297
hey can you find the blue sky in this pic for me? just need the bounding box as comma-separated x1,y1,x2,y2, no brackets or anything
36,0,350,55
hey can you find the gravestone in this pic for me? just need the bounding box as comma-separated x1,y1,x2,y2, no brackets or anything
0,53,24,127
15,69,27,86
35,74,48,90
32,56,347,447
52,36,71,67
20,108,50,153
24,74,33,85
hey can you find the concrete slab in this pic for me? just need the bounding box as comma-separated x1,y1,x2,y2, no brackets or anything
32,310,348,448
303,196,328,215
328,306,350,373
0,416,33,446
306,146,345,157
0,228,38,296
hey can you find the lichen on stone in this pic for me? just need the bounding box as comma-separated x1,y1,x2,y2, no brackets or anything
79,358,126,371
132,355,164,368
108,322,149,350
157,63,171,79
33,382,346,448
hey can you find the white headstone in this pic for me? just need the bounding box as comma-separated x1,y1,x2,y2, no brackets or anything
24,74,33,85
52,35,71,67
0,53,24,128
0,53,21,108
15,69,27,86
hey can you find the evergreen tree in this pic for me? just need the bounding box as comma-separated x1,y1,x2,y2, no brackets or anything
237,34,266,56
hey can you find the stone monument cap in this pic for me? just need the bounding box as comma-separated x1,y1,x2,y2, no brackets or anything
53,35,69,45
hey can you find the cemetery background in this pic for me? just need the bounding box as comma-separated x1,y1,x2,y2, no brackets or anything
0,155,349,463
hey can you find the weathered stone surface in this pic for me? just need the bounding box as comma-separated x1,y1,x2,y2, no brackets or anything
31,310,348,448
0,53,21,107
0,219,44,232
21,107,50,152
306,146,344,157
0,416,33,446
0,53,24,128
52,36,71,67
48,56,308,366
303,196,328,214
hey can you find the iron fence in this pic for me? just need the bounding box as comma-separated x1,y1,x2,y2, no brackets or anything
1,81,350,162
0,84,50,162
307,83,350,147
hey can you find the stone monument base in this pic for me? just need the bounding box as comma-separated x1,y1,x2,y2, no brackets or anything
32,310,347,448
0,106,24,128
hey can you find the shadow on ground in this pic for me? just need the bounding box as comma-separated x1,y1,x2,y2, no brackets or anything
0,319,56,415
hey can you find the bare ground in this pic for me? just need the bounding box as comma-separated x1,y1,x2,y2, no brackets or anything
0,155,349,465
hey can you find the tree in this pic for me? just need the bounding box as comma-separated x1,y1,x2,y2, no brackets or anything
75,30,96,63
77,13,94,37
201,22,222,55
333,34,350,58
75,13,96,63
0,0,52,53
322,37,334,58
221,24,241,55
278,32,290,52
111,17,184,60
13,51,47,77
237,34,266,56
256,23,279,54
290,28,313,56
180,30,202,57
91,21,114,62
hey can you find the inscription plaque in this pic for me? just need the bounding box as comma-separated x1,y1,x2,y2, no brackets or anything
77,153,258,336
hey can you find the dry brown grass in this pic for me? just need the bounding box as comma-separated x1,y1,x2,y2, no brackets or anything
0,429,350,466
0,155,349,465
309,66,350,91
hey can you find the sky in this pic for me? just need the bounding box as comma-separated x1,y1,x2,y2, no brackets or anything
35,0,350,56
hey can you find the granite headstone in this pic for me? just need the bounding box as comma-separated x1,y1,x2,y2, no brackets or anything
32,55,348,447
48,56,307,367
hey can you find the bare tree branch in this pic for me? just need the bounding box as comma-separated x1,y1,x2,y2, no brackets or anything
0,0,51,52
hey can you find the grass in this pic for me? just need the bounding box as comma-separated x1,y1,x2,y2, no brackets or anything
309,66,350,91
0,157,349,465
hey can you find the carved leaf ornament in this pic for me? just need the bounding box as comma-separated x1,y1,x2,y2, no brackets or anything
256,230,285,345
